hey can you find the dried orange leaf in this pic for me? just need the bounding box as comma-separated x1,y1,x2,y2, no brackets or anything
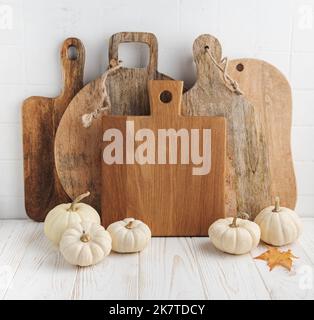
254,247,298,271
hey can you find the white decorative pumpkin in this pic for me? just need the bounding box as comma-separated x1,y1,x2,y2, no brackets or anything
60,221,112,267
107,218,151,253
44,192,100,245
254,197,302,246
208,215,261,255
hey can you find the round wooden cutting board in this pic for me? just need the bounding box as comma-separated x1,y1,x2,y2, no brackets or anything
55,32,173,211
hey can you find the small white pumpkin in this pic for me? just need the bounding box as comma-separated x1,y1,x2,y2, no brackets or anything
254,197,302,246
60,221,112,267
208,215,261,255
44,192,100,245
107,218,151,253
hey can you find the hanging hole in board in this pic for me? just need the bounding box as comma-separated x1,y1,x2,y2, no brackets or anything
236,63,244,72
160,90,172,104
67,45,78,60
204,45,209,50
118,43,149,68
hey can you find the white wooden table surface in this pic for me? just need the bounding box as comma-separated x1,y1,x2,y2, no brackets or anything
0,218,314,300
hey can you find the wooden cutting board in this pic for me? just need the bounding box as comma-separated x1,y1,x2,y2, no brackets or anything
22,38,85,221
55,32,173,212
227,58,296,210
101,80,226,236
182,34,272,218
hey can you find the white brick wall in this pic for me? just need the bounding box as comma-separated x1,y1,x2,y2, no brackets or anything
0,0,313,218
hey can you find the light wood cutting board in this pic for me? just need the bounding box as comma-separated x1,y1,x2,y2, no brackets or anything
182,34,272,218
55,32,173,211
101,80,226,235
227,58,296,210
22,38,85,221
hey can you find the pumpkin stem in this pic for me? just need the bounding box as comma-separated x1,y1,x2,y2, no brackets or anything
80,231,91,243
272,196,281,213
230,215,238,228
69,191,90,211
125,221,134,229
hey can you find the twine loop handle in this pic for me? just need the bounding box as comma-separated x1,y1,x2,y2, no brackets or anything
82,59,122,128
205,47,243,95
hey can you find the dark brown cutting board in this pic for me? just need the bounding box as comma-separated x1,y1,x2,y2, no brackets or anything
227,58,296,210
102,80,226,236
182,34,271,218
22,38,85,221
55,32,173,211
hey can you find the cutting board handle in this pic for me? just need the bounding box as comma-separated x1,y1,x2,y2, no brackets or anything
148,80,183,117
109,32,158,77
192,34,222,83
60,38,85,100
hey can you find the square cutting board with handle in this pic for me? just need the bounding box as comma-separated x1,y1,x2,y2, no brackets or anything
102,80,226,236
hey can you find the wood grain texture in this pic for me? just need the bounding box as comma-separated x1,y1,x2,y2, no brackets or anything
138,238,205,299
251,242,314,300
71,252,138,300
2,219,314,300
22,38,85,221
227,59,296,210
101,80,226,236
55,32,173,211
0,221,38,299
191,238,270,299
4,224,78,300
182,35,272,218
